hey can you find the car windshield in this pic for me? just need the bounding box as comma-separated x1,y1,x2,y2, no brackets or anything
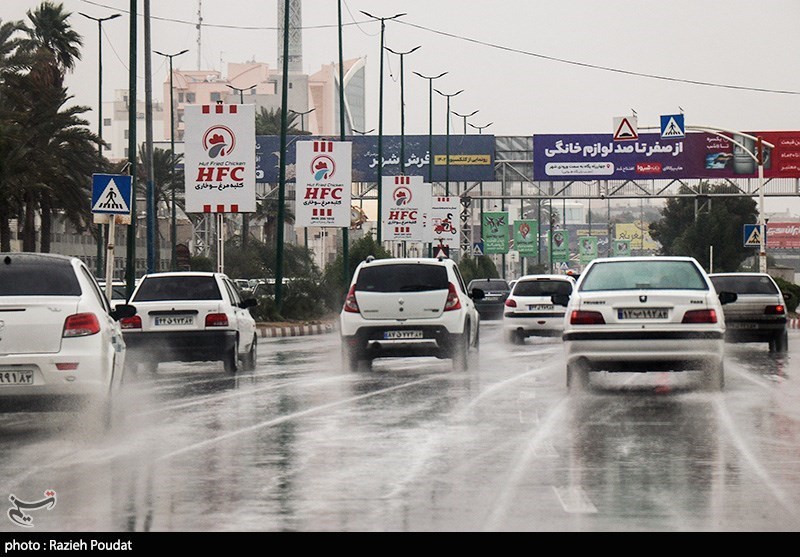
469,280,509,291
132,276,222,301
0,258,80,296
514,280,573,296
710,275,778,295
356,264,448,293
580,260,708,291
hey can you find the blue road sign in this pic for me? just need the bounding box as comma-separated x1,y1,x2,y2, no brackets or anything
743,224,767,247
91,174,132,215
660,114,685,139
472,242,484,256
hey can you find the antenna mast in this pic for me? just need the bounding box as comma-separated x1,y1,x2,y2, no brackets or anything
196,0,202,70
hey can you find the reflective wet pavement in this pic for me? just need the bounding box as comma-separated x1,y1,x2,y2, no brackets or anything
1,323,798,531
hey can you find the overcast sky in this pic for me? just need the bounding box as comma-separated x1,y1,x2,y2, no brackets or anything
3,0,799,139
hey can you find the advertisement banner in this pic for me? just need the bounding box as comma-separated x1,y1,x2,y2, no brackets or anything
482,212,509,254
615,222,658,251
184,104,256,213
425,195,460,249
550,229,570,262
578,236,598,265
612,239,632,257
533,131,800,181
256,134,495,183
766,222,800,249
381,176,429,241
294,140,352,227
513,219,539,257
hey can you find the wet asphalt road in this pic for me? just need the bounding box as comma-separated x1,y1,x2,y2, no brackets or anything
0,322,798,532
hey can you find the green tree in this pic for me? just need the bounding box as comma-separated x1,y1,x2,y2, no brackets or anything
649,182,757,272
458,255,499,285
321,233,391,309
254,106,309,136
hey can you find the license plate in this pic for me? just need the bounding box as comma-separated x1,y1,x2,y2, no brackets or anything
618,308,668,319
154,315,194,326
0,370,33,385
384,330,423,340
528,304,554,311
727,322,757,329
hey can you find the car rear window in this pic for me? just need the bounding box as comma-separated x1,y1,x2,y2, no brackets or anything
132,276,222,301
356,264,448,293
514,279,573,296
0,259,80,296
580,261,708,291
710,275,778,295
468,280,509,291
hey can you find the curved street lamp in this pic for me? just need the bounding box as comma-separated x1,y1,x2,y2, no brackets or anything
452,109,479,135
360,10,407,243
434,88,463,195
226,83,257,104
384,45,420,174
154,48,189,270
289,107,316,132
80,11,121,279
412,71,447,184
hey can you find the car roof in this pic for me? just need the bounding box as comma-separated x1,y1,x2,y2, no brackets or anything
140,271,222,278
515,274,574,282
0,252,76,265
588,256,699,264
358,257,453,267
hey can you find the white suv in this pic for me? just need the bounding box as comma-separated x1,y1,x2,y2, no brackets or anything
121,272,257,374
340,257,484,371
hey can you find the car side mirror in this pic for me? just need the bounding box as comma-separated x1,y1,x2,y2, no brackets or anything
718,291,738,305
471,288,485,300
111,304,137,321
551,293,571,307
239,298,258,309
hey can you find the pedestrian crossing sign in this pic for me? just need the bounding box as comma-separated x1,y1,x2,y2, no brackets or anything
91,174,132,215
743,224,766,247
660,114,685,139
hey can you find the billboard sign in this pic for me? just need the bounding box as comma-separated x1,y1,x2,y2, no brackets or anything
425,195,460,250
533,131,800,181
295,140,352,227
578,235,599,265
482,212,509,254
612,239,632,257
184,104,256,213
256,134,495,183
765,222,800,249
550,229,570,262
381,176,429,241
513,219,539,257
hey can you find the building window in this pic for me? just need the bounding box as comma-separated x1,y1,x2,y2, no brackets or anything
288,82,293,89
103,118,111,127
210,92,221,102
124,148,128,157
124,129,128,139
186,93,196,103
178,92,185,103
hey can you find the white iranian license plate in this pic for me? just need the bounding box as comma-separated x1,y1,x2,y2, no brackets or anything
528,304,554,311
618,308,668,319
384,330,423,340
0,370,33,386
727,322,757,329
154,315,194,326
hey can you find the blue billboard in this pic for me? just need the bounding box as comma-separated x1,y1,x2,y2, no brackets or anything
256,134,495,183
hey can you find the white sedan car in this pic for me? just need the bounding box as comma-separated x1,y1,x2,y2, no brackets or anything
503,274,575,343
121,272,258,374
0,253,135,426
556,256,737,391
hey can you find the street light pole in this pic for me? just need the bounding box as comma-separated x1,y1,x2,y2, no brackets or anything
361,11,406,244
225,84,258,251
468,121,492,261
384,45,420,175
80,11,121,279
155,48,189,271
757,136,767,273
124,0,138,299
290,108,316,251
226,83,257,104
412,71,447,185
434,88,463,195
452,109,478,135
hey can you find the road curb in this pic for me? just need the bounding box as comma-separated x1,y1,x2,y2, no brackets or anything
257,322,336,338
788,318,799,329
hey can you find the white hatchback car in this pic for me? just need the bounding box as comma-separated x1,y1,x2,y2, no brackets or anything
556,256,737,391
340,257,483,371
121,272,257,374
0,253,135,425
503,274,575,343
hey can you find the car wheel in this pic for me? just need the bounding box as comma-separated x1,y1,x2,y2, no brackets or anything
242,335,257,371
771,331,789,353
701,361,725,391
223,345,238,374
566,362,590,392
452,329,470,371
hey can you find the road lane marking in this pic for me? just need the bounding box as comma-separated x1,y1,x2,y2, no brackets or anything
553,486,598,514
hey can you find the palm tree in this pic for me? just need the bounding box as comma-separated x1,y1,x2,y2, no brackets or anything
255,106,309,136
20,1,81,74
